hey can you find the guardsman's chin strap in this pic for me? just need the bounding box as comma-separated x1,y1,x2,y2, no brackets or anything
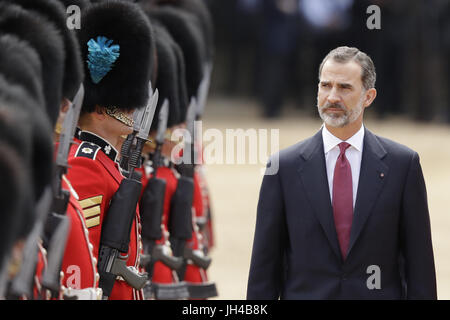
105,107,135,128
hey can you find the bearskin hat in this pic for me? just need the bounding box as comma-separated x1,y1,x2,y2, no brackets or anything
158,0,214,63
0,3,65,127
56,0,90,10
78,0,155,113
146,6,205,105
0,141,30,267
151,22,182,131
0,74,54,205
0,34,45,108
5,0,85,101
0,75,49,239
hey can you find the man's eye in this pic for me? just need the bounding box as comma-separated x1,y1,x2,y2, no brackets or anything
321,83,330,88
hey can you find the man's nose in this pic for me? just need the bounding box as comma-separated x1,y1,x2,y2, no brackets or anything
327,88,341,104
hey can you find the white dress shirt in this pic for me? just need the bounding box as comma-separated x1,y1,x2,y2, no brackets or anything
322,124,365,208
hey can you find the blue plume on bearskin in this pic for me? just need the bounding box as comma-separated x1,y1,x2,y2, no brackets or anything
87,36,120,84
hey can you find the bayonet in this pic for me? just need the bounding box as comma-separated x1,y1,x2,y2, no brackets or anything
195,63,212,120
120,82,154,171
120,108,144,171
185,97,197,146
53,84,84,214
127,87,159,178
132,105,146,133
136,89,158,141
151,99,169,169
55,84,84,172
156,99,169,146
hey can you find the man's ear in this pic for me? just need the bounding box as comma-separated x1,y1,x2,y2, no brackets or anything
363,88,377,107
93,105,106,120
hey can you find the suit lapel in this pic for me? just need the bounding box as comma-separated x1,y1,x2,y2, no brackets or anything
298,130,342,261
347,128,389,257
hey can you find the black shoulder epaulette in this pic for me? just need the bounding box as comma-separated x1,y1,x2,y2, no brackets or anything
75,141,101,160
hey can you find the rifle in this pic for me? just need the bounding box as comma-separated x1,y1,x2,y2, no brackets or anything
41,84,84,298
97,83,158,299
140,100,183,274
165,68,216,298
169,98,211,280
194,64,214,236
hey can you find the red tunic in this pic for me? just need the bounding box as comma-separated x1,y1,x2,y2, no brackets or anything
192,141,214,250
194,166,215,250
60,175,100,294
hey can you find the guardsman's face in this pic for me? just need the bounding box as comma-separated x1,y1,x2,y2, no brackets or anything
120,109,135,136
317,59,374,128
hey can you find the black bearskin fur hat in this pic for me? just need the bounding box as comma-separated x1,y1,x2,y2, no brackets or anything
151,22,183,131
78,0,155,113
4,0,85,101
146,6,205,104
0,3,65,127
0,35,45,109
56,0,90,10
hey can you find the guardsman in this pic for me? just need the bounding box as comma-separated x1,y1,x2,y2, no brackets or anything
4,0,102,300
170,0,216,254
142,3,217,299
0,76,37,298
147,0,216,254
0,3,65,299
66,0,155,300
138,20,190,300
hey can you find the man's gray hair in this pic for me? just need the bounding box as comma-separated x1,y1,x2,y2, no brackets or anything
318,46,376,90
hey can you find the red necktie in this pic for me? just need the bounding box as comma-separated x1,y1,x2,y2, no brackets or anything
332,142,353,260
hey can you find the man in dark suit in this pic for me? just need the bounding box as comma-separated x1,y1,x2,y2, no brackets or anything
247,46,437,300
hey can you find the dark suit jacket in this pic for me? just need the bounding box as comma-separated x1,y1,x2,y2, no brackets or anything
247,128,437,299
